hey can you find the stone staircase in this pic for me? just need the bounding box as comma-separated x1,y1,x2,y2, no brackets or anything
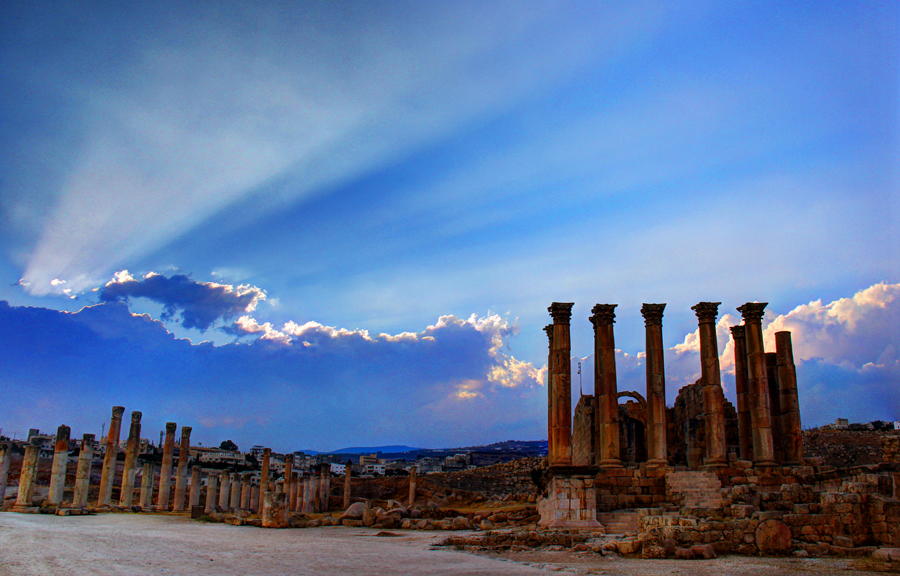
596,509,639,534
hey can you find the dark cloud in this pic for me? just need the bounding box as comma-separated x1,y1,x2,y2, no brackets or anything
98,271,265,331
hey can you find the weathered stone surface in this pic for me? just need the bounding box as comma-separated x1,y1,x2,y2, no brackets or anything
756,519,792,553
873,548,900,562
340,502,367,519
882,437,900,464
261,491,289,528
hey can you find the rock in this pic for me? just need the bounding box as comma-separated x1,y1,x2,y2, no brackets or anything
451,516,470,530
342,519,363,527
362,509,377,527
488,512,508,524
674,547,693,560
480,520,493,530
756,519,792,553
340,502,367,519
873,548,900,562
833,536,854,548
690,544,716,559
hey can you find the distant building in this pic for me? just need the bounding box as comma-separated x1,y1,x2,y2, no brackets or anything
359,454,379,467
190,447,246,466
834,418,849,429
330,462,347,475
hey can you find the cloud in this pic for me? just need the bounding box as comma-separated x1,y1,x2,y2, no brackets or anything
98,271,266,331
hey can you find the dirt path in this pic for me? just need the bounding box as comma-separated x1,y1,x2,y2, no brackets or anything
0,513,888,576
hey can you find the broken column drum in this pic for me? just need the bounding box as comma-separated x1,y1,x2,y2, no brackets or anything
172,426,192,511
641,304,668,464
692,302,727,468
776,331,803,465
73,434,95,508
97,406,125,506
548,302,574,467
590,304,622,468
119,411,142,507
737,302,776,467
156,422,177,510
730,325,753,461
48,424,71,505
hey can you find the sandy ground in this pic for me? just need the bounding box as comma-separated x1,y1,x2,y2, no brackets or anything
0,512,889,576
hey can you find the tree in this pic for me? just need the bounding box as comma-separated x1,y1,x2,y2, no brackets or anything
219,439,238,451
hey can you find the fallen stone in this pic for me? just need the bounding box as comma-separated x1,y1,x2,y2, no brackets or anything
873,548,900,562
756,519,792,553
340,502,367,519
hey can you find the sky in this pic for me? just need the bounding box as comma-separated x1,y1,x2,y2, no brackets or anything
0,1,897,453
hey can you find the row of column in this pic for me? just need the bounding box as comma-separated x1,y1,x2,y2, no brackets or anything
545,300,802,470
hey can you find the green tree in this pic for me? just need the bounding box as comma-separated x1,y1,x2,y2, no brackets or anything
219,439,238,451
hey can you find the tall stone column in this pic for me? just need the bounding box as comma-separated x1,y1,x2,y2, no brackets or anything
204,471,218,513
260,448,271,495
641,304,668,465
172,426,192,511
730,325,753,461
548,302,574,467
283,455,294,506
776,331,802,465
766,352,785,463
13,442,40,512
310,474,319,513
218,471,231,510
140,462,155,509
302,477,311,513
590,304,622,468
692,302,727,468
251,486,260,513
407,465,416,507
98,406,125,506
241,472,252,510
0,442,11,503
323,466,331,511
48,424,71,505
119,411,142,507
73,434,94,508
229,473,241,509
156,422,176,510
290,472,300,511
189,465,202,507
543,324,554,466
737,302,776,467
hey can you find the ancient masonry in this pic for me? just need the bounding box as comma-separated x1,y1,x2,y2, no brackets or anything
537,300,900,557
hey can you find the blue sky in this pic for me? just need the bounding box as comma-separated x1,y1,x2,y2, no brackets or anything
0,1,897,452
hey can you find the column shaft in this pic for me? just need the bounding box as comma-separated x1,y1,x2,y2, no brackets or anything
97,406,125,506
776,331,802,465
730,326,753,461
140,462,154,509
189,465,202,507
548,302,574,467
229,473,241,509
642,304,668,464
240,472,252,510
693,303,727,467
407,465,416,507
119,411,142,506
14,443,40,511
738,302,776,466
283,454,294,508
0,443,12,505
218,471,231,510
156,423,176,510
172,426,192,511
590,304,621,468
73,434,94,508
766,352,785,463
260,448,271,495
48,424,71,505
204,472,218,513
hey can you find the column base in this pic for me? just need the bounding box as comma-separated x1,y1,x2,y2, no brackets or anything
11,505,39,514
701,458,728,469
753,458,778,467
599,459,623,469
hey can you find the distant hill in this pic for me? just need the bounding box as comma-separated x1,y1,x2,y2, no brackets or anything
330,445,423,454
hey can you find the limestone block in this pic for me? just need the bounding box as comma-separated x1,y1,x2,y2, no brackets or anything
756,519,792,553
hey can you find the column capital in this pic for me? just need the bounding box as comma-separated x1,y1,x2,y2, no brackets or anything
131,411,142,423
548,302,574,324
640,303,666,326
181,426,192,438
543,324,553,341
691,302,721,324
165,422,177,434
589,304,617,327
112,406,125,419
263,447,272,456
729,324,746,339
737,302,768,323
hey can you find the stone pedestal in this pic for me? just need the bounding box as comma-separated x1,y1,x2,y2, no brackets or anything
692,303,727,468
189,466,202,508
13,443,40,512
642,304,668,464
48,424,71,505
204,471,218,514
140,462,155,509
737,302,776,467
98,406,125,507
590,304,622,468
261,491,289,528
119,411,142,507
172,426,192,511
730,325,753,461
156,423,176,510
537,473,602,529
548,302,574,467
776,331,802,465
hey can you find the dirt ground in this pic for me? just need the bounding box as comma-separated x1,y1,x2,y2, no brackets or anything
0,513,892,576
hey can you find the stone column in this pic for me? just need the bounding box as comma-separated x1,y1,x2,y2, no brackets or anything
692,302,727,468
13,442,40,512
172,426,191,511
766,352,785,463
156,422,176,510
218,470,231,510
230,473,241,509
543,323,554,467
72,434,95,508
548,302,574,467
641,304,668,465
119,411,142,507
275,479,284,494
776,331,802,465
730,325,753,461
590,304,622,468
260,448,271,495
241,472,252,510
737,302,776,467
291,472,300,511
406,465,416,507
283,455,294,506
189,465,202,508
140,462,154,509
48,424,71,505
310,474,319,513
301,477,310,513
322,466,331,511
204,471,218,514
261,491,289,528
97,406,125,507
0,442,11,504
251,486,260,513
